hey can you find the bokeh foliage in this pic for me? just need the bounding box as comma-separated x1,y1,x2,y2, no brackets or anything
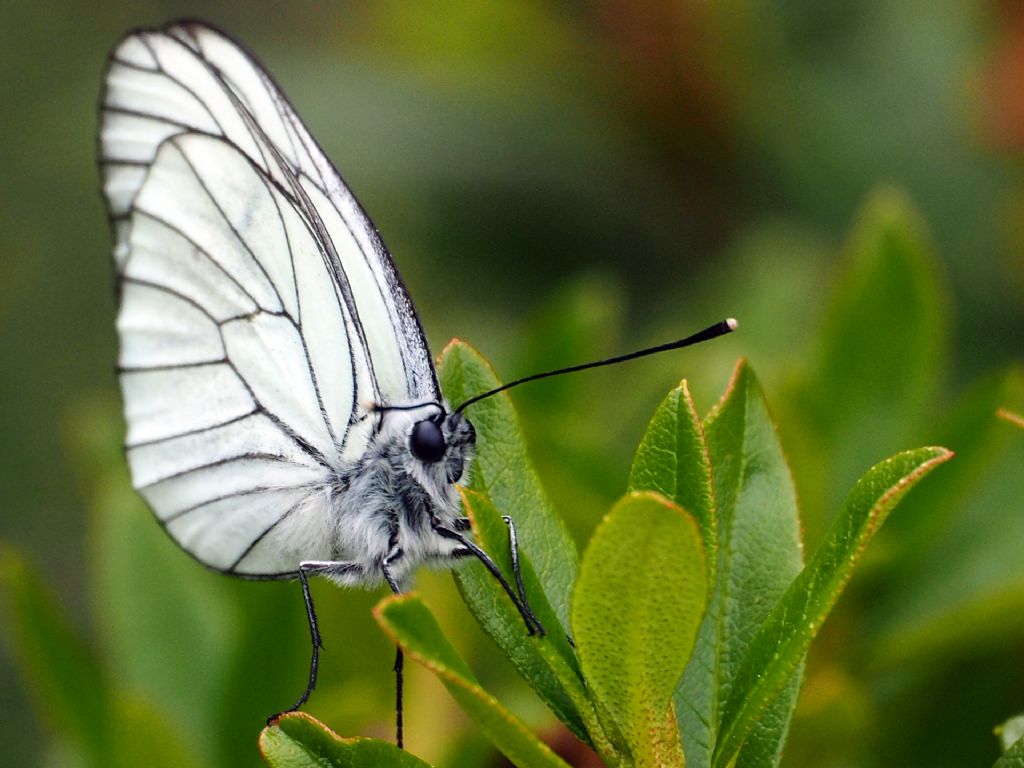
2,2,1023,767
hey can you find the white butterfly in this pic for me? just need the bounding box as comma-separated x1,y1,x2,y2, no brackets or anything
99,19,542,724
98,19,735,731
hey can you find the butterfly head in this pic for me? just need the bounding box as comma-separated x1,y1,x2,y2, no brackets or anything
374,402,476,486
410,408,475,484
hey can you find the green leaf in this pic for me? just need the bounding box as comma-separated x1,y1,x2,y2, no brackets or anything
509,276,630,526
89,470,239,764
868,368,1024,665
712,446,953,768
0,547,203,768
882,366,1024,548
375,594,572,768
108,692,206,768
260,712,432,768
815,192,947,428
674,361,804,768
438,340,579,631
572,491,708,768
454,488,593,744
0,545,112,767
512,275,625,420
628,380,716,581
791,188,948,529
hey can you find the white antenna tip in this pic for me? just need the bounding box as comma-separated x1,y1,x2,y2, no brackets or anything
726,317,739,331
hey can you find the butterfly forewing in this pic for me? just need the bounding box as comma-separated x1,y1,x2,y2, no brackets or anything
100,21,438,576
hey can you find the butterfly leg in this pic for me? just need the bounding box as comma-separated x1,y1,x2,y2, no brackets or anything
381,534,405,595
499,515,531,627
456,517,578,649
381,533,406,749
433,517,545,636
452,515,533,629
268,560,364,723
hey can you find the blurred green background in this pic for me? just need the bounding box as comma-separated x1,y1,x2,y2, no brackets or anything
2,1,1023,766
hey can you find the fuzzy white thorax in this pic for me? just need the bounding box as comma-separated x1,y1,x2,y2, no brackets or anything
324,400,474,589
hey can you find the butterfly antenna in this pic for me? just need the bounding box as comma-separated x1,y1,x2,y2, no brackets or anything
454,318,737,414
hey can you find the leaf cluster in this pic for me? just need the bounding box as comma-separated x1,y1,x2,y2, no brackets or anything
3,189,1023,767
261,339,948,766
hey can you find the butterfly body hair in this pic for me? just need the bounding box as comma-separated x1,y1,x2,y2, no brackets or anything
326,402,475,589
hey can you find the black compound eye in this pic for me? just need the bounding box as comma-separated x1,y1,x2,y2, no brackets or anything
410,419,446,463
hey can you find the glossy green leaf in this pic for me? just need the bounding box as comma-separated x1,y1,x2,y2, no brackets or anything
375,594,572,768
438,340,579,630
260,712,431,768
674,361,804,768
572,491,708,768
0,545,112,767
628,380,716,580
454,488,594,745
713,446,953,768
